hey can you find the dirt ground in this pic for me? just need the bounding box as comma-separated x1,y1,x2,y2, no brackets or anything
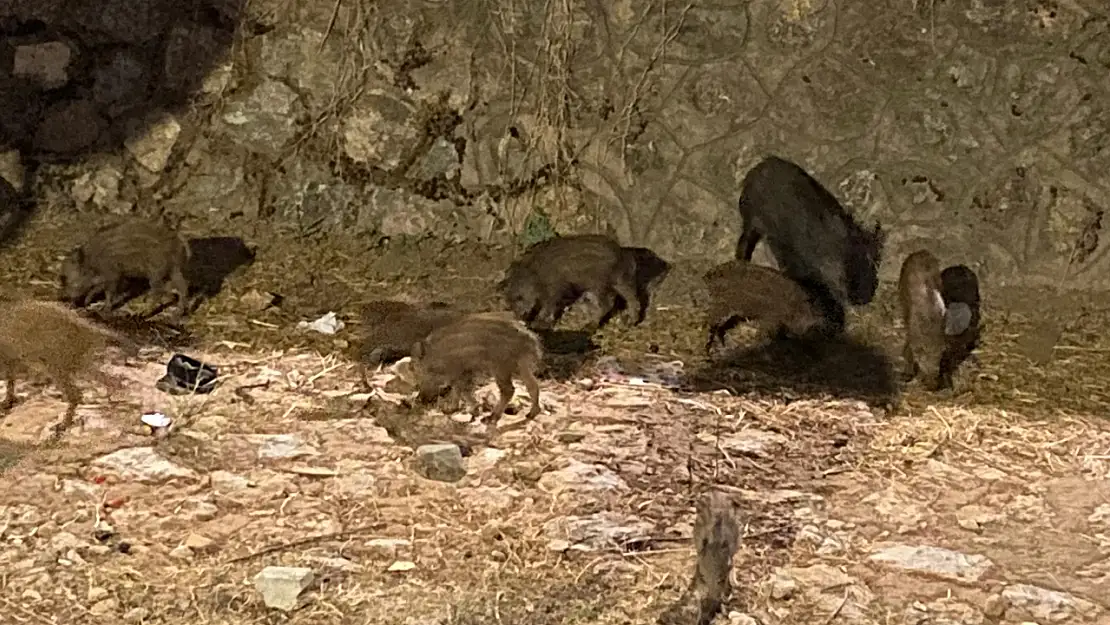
0,211,1107,624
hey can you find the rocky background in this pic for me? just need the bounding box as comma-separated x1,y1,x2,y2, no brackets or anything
1,0,1109,289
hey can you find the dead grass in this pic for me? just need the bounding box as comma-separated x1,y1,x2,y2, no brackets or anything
2,212,1110,623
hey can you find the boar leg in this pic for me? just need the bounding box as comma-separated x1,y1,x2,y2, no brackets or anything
520,367,542,419
168,269,191,321
490,372,515,419
705,314,740,355
592,290,621,330
50,375,82,439
735,226,762,262
611,278,643,325
901,341,919,382
2,373,14,411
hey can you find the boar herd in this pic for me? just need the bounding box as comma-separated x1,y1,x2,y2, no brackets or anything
0,154,983,440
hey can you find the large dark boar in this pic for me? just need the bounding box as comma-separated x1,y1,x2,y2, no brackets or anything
735,156,885,331
358,299,465,366
898,250,949,390
497,234,642,331
940,263,982,376
703,260,826,354
59,217,192,322
411,312,544,421
0,298,139,438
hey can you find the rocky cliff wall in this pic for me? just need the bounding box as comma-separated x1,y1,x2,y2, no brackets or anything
1,0,1108,289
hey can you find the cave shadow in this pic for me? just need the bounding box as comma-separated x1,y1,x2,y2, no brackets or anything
1,3,256,242
536,328,600,382
0,177,32,248
181,235,257,301
687,334,899,407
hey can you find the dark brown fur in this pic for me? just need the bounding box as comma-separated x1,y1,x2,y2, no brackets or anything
692,491,740,625
411,312,544,421
59,217,192,322
357,299,465,386
898,250,948,390
703,260,826,353
735,155,885,335
0,299,139,438
497,234,641,331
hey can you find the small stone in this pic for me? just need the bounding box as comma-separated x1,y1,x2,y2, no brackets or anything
179,498,219,522
50,531,85,553
183,533,217,553
87,587,110,602
210,470,252,491
769,571,797,600
123,607,150,622
413,444,466,482
364,538,412,559
576,378,595,390
92,447,197,482
557,430,587,443
248,434,320,460
984,593,1009,618
253,566,315,611
89,598,119,616
13,42,72,89
728,612,760,625
538,460,627,493
169,545,193,559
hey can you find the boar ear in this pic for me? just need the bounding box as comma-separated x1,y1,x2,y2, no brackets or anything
411,341,426,359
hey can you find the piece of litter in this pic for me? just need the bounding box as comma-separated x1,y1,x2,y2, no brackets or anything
158,353,219,395
140,413,172,428
298,312,345,335
387,560,416,572
287,466,339,478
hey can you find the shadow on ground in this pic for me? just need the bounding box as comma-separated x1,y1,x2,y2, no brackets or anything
87,310,197,351
689,335,899,406
536,329,601,382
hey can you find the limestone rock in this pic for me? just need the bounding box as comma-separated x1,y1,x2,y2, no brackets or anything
542,512,654,552
0,150,25,192
413,444,466,482
13,42,72,89
341,93,419,170
247,434,320,460
538,459,628,493
34,99,106,154
124,112,181,172
91,447,198,483
253,566,314,611
1001,583,1100,623
868,544,993,583
220,80,304,157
